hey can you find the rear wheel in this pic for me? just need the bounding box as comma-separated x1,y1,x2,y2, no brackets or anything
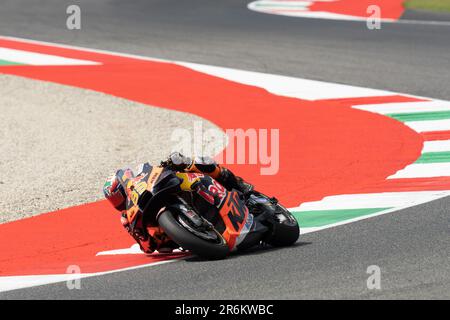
157,209,229,260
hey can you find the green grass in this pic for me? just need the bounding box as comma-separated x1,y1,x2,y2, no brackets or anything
405,0,450,13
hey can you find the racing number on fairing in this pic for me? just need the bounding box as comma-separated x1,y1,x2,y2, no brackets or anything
208,179,226,203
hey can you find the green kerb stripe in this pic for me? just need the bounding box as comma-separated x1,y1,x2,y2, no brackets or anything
387,110,450,122
291,208,390,228
416,151,450,163
0,59,24,66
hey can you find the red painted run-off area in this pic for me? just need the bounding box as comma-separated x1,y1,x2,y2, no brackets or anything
0,38,422,276
310,0,405,20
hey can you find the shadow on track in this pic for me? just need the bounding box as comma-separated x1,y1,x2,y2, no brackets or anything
184,241,312,263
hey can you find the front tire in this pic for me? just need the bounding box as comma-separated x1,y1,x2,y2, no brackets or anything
267,205,300,247
157,209,230,260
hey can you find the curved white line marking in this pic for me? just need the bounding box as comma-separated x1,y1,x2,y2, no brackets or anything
293,191,450,210
0,47,99,65
0,258,183,293
388,163,450,179
176,62,393,100
248,0,450,26
248,0,394,22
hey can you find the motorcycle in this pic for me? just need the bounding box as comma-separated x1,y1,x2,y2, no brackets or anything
118,162,299,259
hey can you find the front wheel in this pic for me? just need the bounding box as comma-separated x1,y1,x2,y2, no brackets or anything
157,209,230,260
266,204,300,247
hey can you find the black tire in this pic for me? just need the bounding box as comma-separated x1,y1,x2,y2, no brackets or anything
267,207,300,247
157,209,230,260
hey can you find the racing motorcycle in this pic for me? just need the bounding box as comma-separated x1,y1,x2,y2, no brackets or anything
118,162,299,259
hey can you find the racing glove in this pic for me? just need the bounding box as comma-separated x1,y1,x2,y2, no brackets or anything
161,152,192,171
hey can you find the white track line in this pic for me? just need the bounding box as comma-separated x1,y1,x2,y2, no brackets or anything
0,258,184,293
248,1,388,22
392,19,450,27
353,100,450,114
423,140,450,153
251,0,313,7
388,163,450,179
404,119,450,132
248,1,450,26
289,190,450,211
0,274,96,293
96,244,185,256
0,47,100,66
96,244,144,256
0,35,393,101
177,62,393,100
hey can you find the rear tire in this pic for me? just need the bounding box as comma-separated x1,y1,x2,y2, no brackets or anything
158,209,229,260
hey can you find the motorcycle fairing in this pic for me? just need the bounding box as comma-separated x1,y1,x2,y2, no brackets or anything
177,173,257,251
119,164,262,251
217,190,251,250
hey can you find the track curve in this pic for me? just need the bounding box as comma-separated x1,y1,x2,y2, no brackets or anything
1,0,449,299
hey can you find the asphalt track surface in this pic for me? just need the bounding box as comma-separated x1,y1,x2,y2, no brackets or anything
1,0,449,299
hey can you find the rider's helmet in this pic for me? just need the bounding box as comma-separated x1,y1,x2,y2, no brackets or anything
103,172,127,211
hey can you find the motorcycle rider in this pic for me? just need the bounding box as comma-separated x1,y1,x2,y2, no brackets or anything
103,152,255,254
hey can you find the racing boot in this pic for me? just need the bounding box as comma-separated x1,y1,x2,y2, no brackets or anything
215,167,254,197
